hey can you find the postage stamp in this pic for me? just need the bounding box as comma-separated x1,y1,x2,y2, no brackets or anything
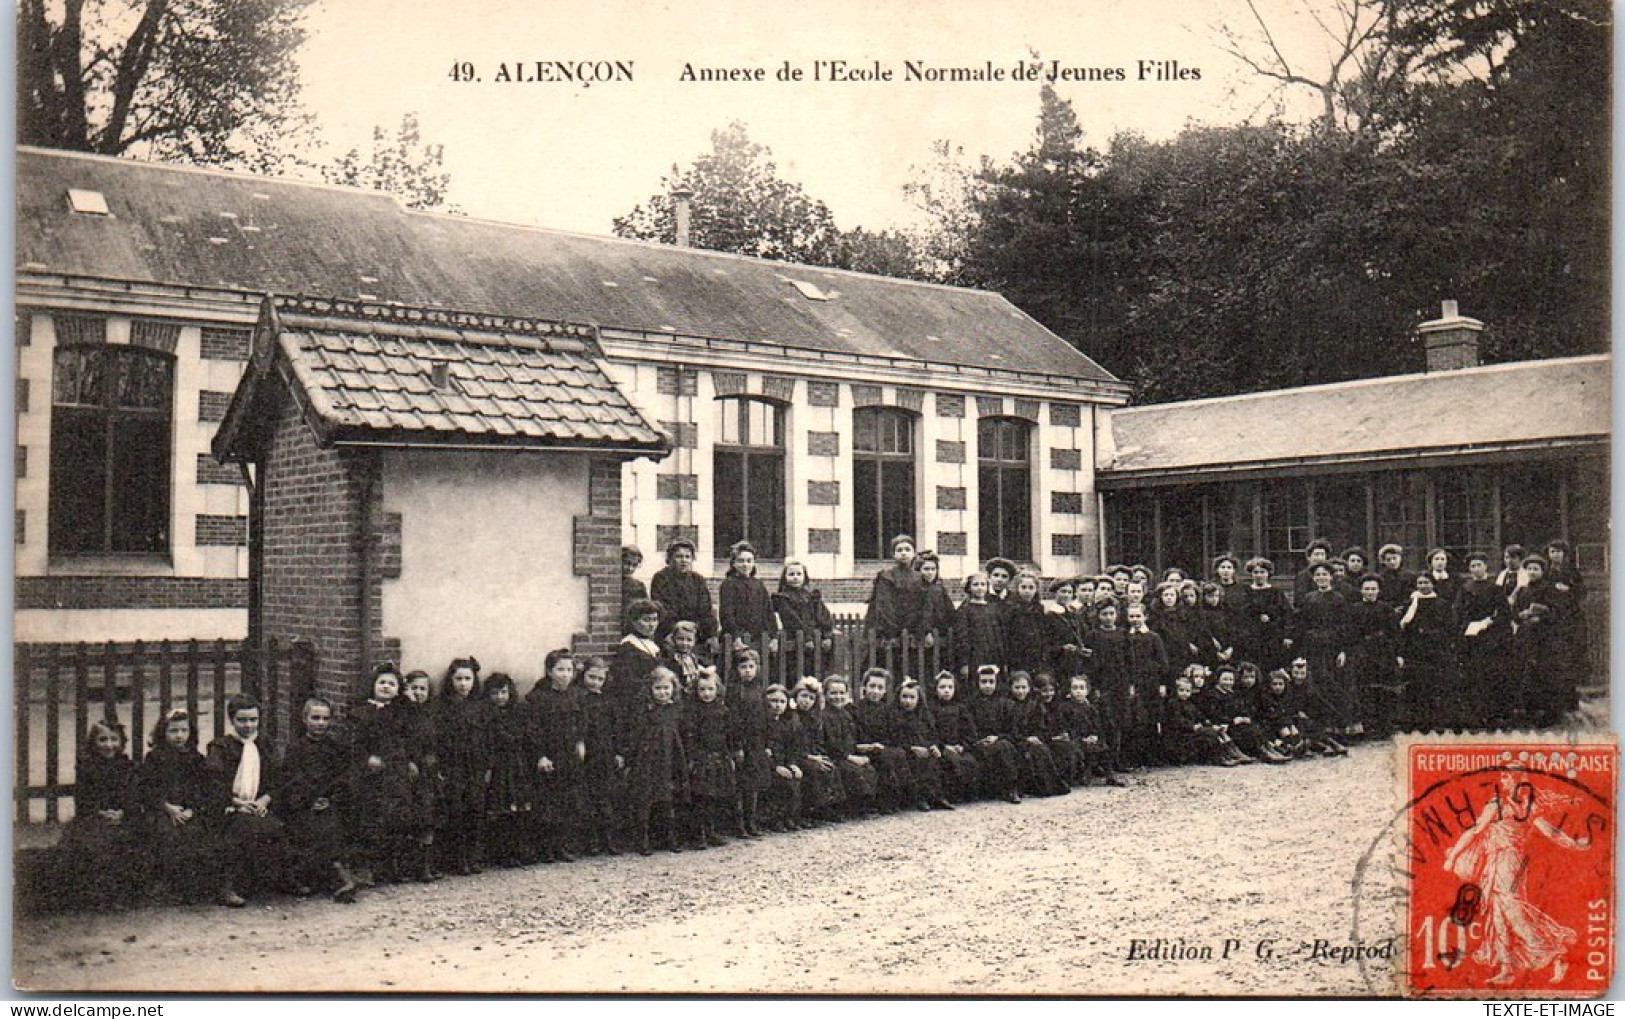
1393,734,1617,998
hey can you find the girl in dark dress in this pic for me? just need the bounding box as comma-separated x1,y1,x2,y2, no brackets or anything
762,684,806,831
1051,675,1127,784
60,719,144,911
661,620,709,701
719,540,779,657
1544,539,1589,699
819,677,881,815
952,572,1006,683
580,657,626,856
1257,670,1306,759
396,671,440,882
275,697,359,902
893,679,953,811
1122,602,1171,767
928,671,980,804
866,535,925,642
1294,563,1351,736
915,552,959,652
772,560,835,673
1454,553,1514,729
1197,582,1239,669
1424,548,1460,608
728,649,771,837
1088,600,1130,763
650,538,718,648
1004,572,1062,680
526,650,586,863
965,665,1023,803
853,667,911,812
346,665,417,885
684,671,737,846
791,678,845,823
433,657,489,875
1399,573,1456,731
1008,672,1068,796
611,599,665,732
1346,576,1401,738
481,674,533,866
1161,675,1236,767
137,709,232,905
628,667,689,854
1237,557,1293,670
1510,555,1572,727
1150,581,1204,677
1211,554,1244,612
1037,676,1082,786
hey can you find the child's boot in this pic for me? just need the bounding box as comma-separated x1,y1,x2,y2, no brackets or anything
332,862,359,904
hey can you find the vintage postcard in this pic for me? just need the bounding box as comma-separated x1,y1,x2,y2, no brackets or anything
10,0,1614,998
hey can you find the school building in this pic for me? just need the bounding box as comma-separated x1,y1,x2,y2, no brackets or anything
1096,308,1610,668
14,147,1129,685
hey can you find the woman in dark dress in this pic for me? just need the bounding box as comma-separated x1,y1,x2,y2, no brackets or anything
866,535,925,642
1454,552,1514,729
1398,574,1456,731
718,540,778,653
1237,557,1293,670
1294,563,1351,735
649,538,718,648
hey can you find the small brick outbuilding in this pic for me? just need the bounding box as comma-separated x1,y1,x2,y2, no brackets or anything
212,294,669,707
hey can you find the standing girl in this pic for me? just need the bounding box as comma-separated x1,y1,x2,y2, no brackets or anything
346,664,416,885
951,572,1006,682
728,649,771,837
481,674,533,866
628,667,689,854
434,657,489,875
579,657,625,856
683,671,737,846
719,540,779,657
772,559,836,669
1003,571,1061,680
526,650,586,863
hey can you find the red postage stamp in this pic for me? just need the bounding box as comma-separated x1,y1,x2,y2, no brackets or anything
1399,736,1617,998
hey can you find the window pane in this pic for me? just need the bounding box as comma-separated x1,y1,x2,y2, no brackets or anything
1262,480,1310,568
49,407,109,554
980,462,1031,561
714,450,745,550
115,352,173,410
1107,491,1156,568
1161,489,1203,575
110,415,170,553
1313,477,1369,554
715,400,740,446
745,452,785,557
1434,469,1496,563
879,459,915,552
53,347,104,406
1500,464,1563,554
1373,471,1429,570
854,409,878,453
854,457,882,560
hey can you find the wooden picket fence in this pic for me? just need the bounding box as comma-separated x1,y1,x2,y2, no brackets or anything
716,614,945,688
13,637,317,824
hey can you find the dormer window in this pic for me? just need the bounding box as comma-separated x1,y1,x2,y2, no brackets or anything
67,189,110,215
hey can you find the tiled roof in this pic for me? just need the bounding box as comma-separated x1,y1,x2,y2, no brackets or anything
215,296,669,457
1101,355,1610,482
17,147,1121,385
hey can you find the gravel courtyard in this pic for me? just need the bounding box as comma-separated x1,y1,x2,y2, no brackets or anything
15,743,1400,996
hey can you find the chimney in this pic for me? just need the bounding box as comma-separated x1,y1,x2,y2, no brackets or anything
671,185,693,248
1417,299,1483,372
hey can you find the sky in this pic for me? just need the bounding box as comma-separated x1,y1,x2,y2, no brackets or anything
292,0,1340,235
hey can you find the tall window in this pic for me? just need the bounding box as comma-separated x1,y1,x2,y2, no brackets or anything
50,344,173,556
1105,490,1155,568
713,396,785,558
1373,471,1429,570
853,407,916,560
1261,479,1312,568
978,417,1032,561
1434,469,1497,563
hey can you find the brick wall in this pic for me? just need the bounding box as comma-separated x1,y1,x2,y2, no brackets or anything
259,396,369,709
573,456,626,655
16,576,247,610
